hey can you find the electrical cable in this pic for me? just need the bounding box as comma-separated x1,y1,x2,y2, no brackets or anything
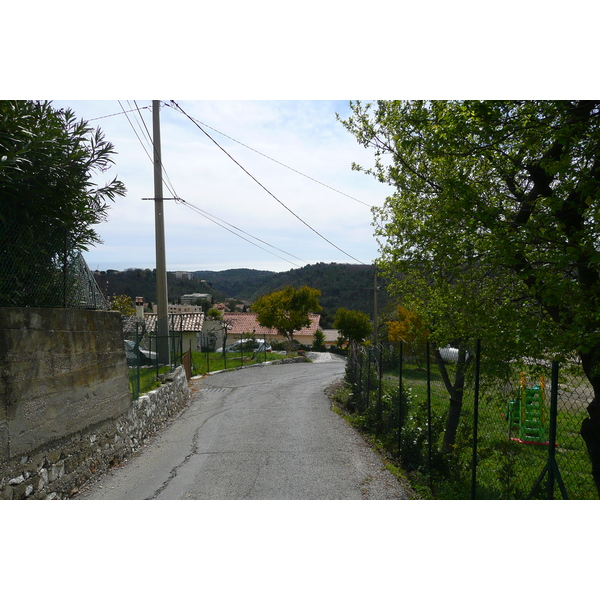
175,198,304,268
169,100,367,265
116,101,306,268
164,101,373,208
87,104,152,122
175,197,306,263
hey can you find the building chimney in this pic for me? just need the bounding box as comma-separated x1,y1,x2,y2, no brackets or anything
135,297,144,319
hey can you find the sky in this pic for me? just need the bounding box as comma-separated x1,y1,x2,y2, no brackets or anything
50,99,394,274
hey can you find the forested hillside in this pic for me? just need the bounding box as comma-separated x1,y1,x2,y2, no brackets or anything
95,263,386,325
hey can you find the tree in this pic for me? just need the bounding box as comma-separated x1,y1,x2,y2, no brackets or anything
387,305,430,368
110,294,135,317
252,285,322,346
0,100,126,306
387,305,429,346
333,307,373,346
341,101,600,487
312,328,326,351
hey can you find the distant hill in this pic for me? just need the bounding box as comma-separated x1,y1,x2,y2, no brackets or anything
195,263,385,322
95,263,387,327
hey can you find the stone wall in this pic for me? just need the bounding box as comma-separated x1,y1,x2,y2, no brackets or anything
1,307,131,460
0,365,190,499
1,307,191,499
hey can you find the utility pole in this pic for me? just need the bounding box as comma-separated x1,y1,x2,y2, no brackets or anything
373,268,379,345
153,100,170,365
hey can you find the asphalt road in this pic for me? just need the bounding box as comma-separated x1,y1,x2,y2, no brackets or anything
75,354,410,500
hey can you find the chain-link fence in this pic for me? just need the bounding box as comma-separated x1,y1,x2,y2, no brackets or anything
343,342,598,500
0,222,108,310
122,315,189,400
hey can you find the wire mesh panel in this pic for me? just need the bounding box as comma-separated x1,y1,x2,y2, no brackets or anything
0,218,108,310
553,360,597,499
342,341,599,499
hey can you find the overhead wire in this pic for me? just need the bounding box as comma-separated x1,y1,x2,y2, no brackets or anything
175,198,306,268
86,104,152,122
163,102,373,208
116,101,307,267
168,100,367,265
132,100,178,198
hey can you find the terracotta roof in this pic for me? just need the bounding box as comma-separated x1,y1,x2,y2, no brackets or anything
143,312,205,333
222,312,321,336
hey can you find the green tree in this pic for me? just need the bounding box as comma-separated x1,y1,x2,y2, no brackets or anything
341,100,600,489
333,307,373,345
110,294,135,317
312,328,326,351
252,285,322,346
0,100,126,306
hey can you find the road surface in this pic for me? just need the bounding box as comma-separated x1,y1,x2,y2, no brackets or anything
75,354,410,500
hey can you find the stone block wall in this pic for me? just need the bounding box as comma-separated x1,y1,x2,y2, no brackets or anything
1,307,131,460
0,365,190,499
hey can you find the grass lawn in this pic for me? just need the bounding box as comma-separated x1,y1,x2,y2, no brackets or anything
189,350,289,376
340,358,598,499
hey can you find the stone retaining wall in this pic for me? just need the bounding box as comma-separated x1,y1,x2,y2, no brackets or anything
1,307,130,460
0,366,190,500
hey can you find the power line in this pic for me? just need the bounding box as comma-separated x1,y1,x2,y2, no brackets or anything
86,104,152,121
118,100,180,200
175,198,305,268
164,102,373,208
169,100,367,265
117,101,306,268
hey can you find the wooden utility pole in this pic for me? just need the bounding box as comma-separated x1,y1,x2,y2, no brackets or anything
152,100,170,364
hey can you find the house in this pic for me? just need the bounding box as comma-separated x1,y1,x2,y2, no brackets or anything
180,293,212,305
204,312,322,350
321,329,341,348
143,312,205,353
175,271,193,280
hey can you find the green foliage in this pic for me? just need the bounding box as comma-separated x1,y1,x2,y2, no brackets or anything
334,307,373,345
193,263,382,319
341,100,600,493
110,294,135,317
252,285,322,343
312,328,326,351
93,263,381,328
1,100,125,307
340,100,600,365
207,307,223,319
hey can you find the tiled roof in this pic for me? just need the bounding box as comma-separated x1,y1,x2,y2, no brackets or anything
222,312,321,336
143,312,205,333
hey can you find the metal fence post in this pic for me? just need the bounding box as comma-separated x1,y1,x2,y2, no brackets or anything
426,341,432,487
134,320,141,400
471,339,481,499
398,340,403,455
366,347,372,413
527,360,569,499
376,345,383,434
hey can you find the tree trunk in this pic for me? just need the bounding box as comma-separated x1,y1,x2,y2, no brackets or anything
435,346,472,454
443,390,464,453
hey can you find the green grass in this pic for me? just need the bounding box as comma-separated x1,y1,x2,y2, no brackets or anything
128,364,171,397
128,350,292,398
340,359,599,500
189,350,290,376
